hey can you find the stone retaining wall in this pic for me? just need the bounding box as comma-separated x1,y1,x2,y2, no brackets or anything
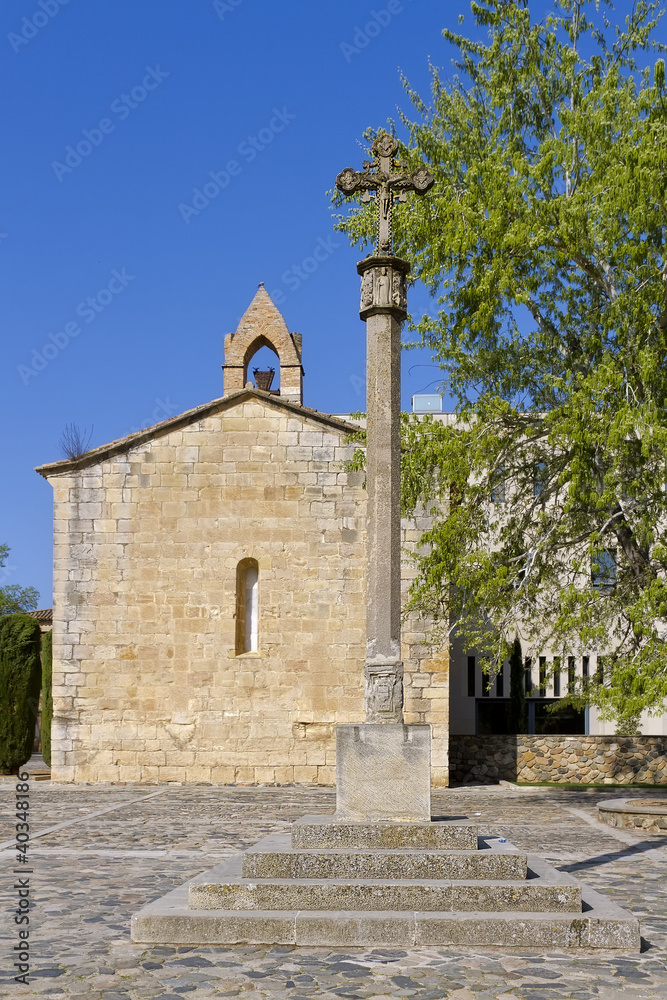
450,735,667,785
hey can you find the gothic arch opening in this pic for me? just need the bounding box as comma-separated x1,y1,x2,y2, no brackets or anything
243,340,280,393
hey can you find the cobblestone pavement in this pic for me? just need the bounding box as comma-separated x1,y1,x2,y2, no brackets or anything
2,775,667,1000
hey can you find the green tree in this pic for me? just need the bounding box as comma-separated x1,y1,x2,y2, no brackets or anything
41,629,53,768
0,614,42,773
0,544,39,616
336,0,667,729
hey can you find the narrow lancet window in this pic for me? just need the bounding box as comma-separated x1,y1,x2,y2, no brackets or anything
236,558,259,654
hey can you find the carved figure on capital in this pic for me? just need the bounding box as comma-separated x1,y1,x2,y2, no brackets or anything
377,267,390,307
360,269,374,309
391,269,406,310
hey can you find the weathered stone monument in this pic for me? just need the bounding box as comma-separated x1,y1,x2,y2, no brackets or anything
132,138,640,950
335,133,434,823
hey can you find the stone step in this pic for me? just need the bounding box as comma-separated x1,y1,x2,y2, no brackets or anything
188,856,581,913
133,889,639,951
292,814,478,851
242,833,527,881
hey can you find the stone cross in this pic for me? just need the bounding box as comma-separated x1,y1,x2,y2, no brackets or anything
336,136,434,727
336,133,434,256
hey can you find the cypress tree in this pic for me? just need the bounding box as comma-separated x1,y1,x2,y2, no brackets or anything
0,614,42,773
41,629,53,768
508,637,526,735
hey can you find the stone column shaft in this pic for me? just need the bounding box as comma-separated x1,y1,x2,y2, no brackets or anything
357,255,409,723
365,309,402,664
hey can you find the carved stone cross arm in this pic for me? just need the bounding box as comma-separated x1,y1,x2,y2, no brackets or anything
336,134,434,256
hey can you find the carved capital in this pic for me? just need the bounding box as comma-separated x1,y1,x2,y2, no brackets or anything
357,256,410,321
364,660,404,723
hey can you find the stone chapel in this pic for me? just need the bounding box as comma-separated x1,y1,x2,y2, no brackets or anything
37,285,450,787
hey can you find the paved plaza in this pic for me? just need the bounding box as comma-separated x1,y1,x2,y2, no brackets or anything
1,776,667,999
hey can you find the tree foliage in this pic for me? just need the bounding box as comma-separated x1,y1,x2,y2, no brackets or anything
0,543,38,616
335,0,667,729
0,614,42,773
508,636,527,733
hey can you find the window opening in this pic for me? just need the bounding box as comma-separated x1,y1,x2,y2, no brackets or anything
467,656,475,697
235,558,259,654
538,656,547,697
524,657,532,695
568,656,576,694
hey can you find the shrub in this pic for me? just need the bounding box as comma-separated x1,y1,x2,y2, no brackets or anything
0,614,42,773
41,629,53,767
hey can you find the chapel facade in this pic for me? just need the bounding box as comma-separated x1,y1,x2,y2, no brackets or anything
37,286,449,786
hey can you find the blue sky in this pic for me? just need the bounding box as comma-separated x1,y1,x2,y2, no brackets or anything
0,0,644,606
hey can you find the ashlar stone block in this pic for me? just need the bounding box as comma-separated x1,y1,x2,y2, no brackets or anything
335,723,431,822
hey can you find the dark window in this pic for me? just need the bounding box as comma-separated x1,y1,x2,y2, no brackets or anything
525,657,532,695
596,656,604,684
539,656,547,697
477,700,511,734
467,656,475,698
533,699,586,735
496,665,504,698
553,657,561,697
582,655,589,678
568,656,576,694
482,667,490,697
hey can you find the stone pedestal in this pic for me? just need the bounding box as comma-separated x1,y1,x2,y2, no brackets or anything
335,724,431,822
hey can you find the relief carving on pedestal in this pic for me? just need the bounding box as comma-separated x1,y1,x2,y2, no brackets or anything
364,661,404,723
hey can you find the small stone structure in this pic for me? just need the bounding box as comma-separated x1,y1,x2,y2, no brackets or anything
598,795,667,833
450,734,667,785
131,812,640,949
222,283,303,402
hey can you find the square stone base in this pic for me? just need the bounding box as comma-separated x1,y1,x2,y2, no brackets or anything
335,723,431,822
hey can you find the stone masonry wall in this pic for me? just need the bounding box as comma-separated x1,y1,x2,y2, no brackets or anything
450,735,667,785
48,395,449,785
402,512,449,786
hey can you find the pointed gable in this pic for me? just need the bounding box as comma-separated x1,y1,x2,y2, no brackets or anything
222,284,303,402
